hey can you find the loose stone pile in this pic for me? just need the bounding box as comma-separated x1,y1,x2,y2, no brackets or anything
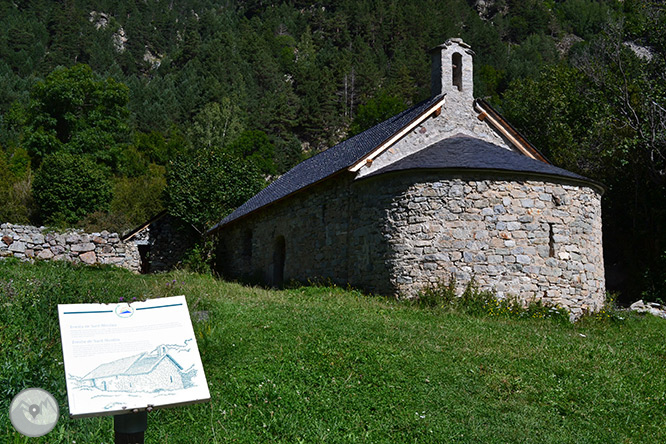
629,300,666,319
0,223,140,272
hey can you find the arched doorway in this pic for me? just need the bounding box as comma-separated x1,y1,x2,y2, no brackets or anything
272,236,286,286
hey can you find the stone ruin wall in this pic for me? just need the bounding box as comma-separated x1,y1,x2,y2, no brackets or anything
378,173,606,317
0,223,140,272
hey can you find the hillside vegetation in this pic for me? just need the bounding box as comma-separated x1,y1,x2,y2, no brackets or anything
1,260,666,443
0,1,664,301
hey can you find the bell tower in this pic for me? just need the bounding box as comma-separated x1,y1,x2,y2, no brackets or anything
430,38,474,109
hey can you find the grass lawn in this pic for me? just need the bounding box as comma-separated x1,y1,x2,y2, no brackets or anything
1,259,665,443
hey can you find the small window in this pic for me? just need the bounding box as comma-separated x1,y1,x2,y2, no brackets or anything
452,52,463,91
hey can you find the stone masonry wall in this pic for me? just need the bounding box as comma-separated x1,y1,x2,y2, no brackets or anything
0,223,140,272
216,171,605,317
215,173,394,293
374,173,605,316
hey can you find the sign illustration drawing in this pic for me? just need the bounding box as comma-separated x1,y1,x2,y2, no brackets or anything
69,341,198,396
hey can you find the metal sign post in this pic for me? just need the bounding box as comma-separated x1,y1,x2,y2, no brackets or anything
114,411,147,444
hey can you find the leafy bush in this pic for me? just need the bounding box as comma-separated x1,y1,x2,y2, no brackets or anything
132,129,184,165
414,276,457,308
7,146,31,178
458,277,497,316
0,146,36,223
181,239,215,275
32,152,112,225
117,145,149,177
78,164,167,233
3,173,36,224
0,151,17,221
77,210,132,234
24,64,130,168
109,164,166,227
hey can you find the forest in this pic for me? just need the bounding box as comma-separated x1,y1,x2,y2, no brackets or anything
0,0,663,303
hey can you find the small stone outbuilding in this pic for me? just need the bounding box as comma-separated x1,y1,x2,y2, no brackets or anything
209,39,606,316
121,211,198,273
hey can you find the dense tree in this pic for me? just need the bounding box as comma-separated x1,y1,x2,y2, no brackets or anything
43,0,89,69
501,11,666,301
24,64,130,168
227,130,276,176
576,17,666,302
33,153,112,225
189,100,245,151
348,92,406,136
165,150,264,233
501,64,612,176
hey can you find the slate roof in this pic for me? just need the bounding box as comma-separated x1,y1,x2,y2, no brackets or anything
207,94,445,233
365,134,603,190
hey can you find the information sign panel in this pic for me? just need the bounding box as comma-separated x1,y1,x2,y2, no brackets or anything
58,296,210,418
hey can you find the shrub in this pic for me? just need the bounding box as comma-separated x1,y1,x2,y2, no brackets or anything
414,275,569,322
414,276,457,308
109,164,166,228
580,292,625,323
459,277,497,315
181,239,215,275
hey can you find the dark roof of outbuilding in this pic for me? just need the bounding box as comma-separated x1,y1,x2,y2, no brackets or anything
207,94,445,233
365,134,603,191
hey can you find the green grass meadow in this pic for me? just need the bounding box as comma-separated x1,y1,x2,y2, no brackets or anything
1,259,665,443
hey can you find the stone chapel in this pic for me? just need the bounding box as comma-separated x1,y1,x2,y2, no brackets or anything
208,39,606,316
